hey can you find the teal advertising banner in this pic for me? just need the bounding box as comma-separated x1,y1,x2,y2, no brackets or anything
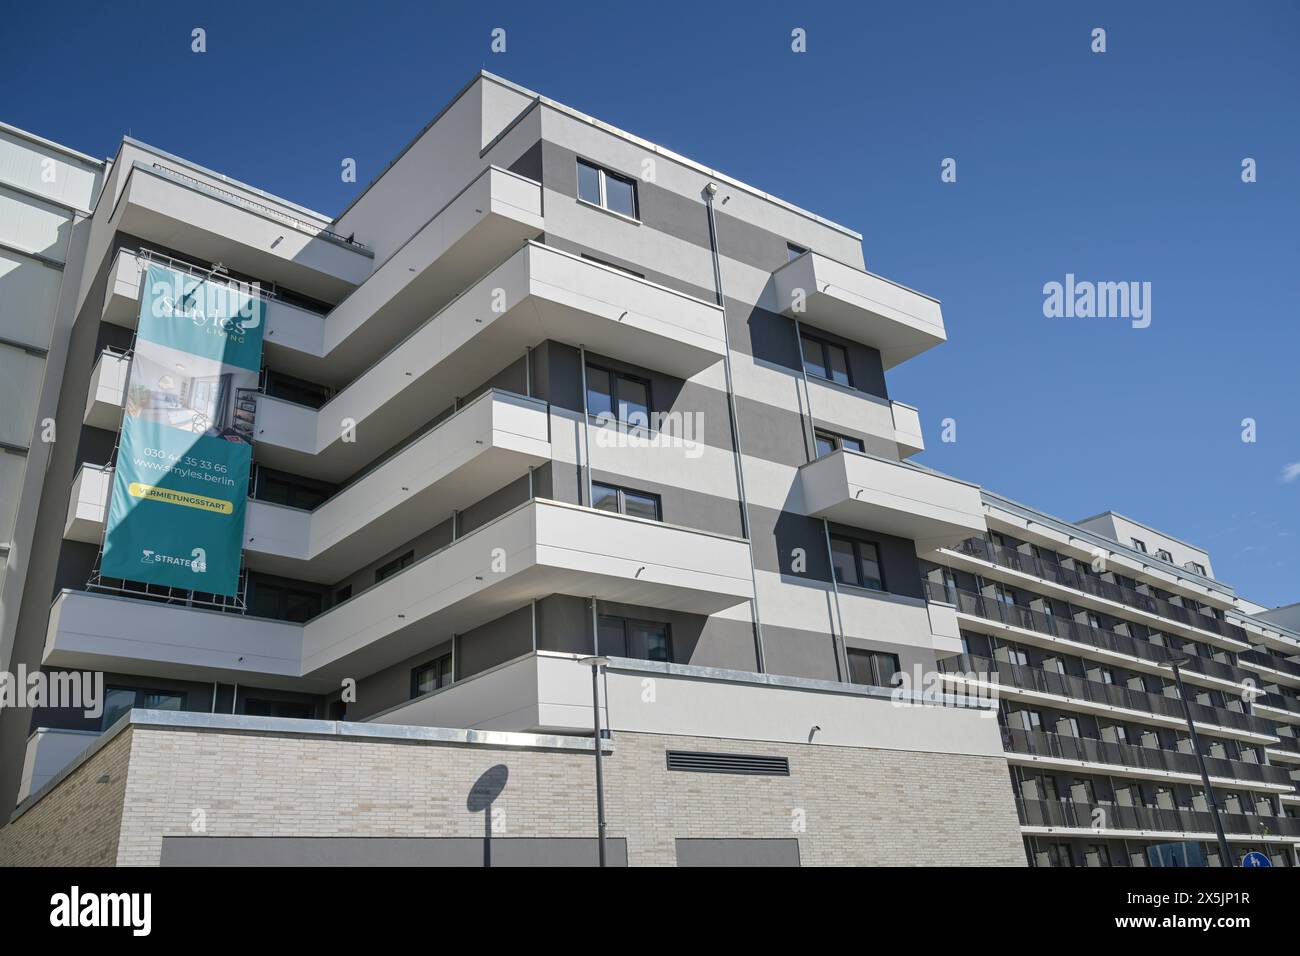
100,263,264,596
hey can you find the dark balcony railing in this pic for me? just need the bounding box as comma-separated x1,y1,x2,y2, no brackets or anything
1016,798,1300,838
1268,734,1300,756
924,579,1264,694
1003,728,1294,788
937,653,1278,738
950,537,1248,645
1240,647,1300,682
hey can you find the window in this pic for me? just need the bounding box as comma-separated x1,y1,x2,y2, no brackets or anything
828,535,884,590
242,698,314,719
576,159,638,218
585,364,650,429
845,648,901,688
101,687,185,730
376,550,415,584
249,577,323,622
256,468,336,510
1184,561,1207,576
263,369,332,409
334,584,352,604
592,482,661,521
800,332,851,386
1156,548,1173,562
597,616,671,662
786,242,807,261
1131,537,1147,553
412,653,453,697
813,429,865,458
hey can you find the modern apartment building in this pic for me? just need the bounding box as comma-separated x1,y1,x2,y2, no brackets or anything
925,505,1300,867
0,72,1293,867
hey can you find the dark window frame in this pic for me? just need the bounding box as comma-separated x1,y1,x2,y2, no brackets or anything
813,429,865,457
799,331,853,388
375,550,415,584
592,481,662,522
845,648,902,688
576,158,640,219
585,362,652,430
597,614,673,663
828,533,885,591
411,652,453,698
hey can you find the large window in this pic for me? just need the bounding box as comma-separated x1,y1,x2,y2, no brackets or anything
814,429,865,458
597,615,671,662
242,698,314,719
102,686,185,730
845,648,901,688
249,577,322,622
592,481,661,521
829,534,884,590
586,364,650,428
800,332,851,387
577,159,638,218
411,653,453,697
375,550,415,584
255,467,336,510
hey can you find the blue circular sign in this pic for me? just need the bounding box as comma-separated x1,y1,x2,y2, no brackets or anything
1241,851,1271,867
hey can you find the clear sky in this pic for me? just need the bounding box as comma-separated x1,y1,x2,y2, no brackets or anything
4,1,1296,605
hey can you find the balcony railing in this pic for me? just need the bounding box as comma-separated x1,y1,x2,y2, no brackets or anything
950,537,1248,645
1003,727,1294,789
151,163,369,251
1016,798,1300,838
937,653,1277,739
1240,647,1300,682
924,579,1262,693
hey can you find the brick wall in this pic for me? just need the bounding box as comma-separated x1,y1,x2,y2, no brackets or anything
0,729,131,866
1,722,1025,866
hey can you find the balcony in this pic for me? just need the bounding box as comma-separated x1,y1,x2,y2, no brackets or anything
929,580,1257,695
245,390,550,581
939,654,1278,743
1016,798,1300,842
1002,727,1295,792
99,248,328,344
108,161,372,301
891,401,924,458
63,463,111,544
772,252,946,369
45,499,756,683
799,450,985,550
63,390,551,583
254,242,729,481
82,348,130,431
946,536,1250,648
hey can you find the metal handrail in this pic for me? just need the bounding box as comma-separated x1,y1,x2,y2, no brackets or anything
951,537,1248,644
1002,727,1293,788
938,652,1276,738
925,579,1261,693
150,163,369,251
1016,797,1300,837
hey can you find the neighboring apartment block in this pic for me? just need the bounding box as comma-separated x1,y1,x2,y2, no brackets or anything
0,73,1293,866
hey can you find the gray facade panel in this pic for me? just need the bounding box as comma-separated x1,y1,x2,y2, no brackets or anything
674,837,801,867
160,835,629,867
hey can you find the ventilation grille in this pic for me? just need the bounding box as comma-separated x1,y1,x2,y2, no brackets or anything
666,750,790,776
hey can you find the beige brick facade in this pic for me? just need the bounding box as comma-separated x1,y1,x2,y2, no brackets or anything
0,721,1026,866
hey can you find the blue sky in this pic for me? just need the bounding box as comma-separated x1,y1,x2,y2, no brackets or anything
4,1,1297,604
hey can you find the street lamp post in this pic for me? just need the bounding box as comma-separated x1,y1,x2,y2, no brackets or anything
1164,658,1233,866
579,655,610,867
